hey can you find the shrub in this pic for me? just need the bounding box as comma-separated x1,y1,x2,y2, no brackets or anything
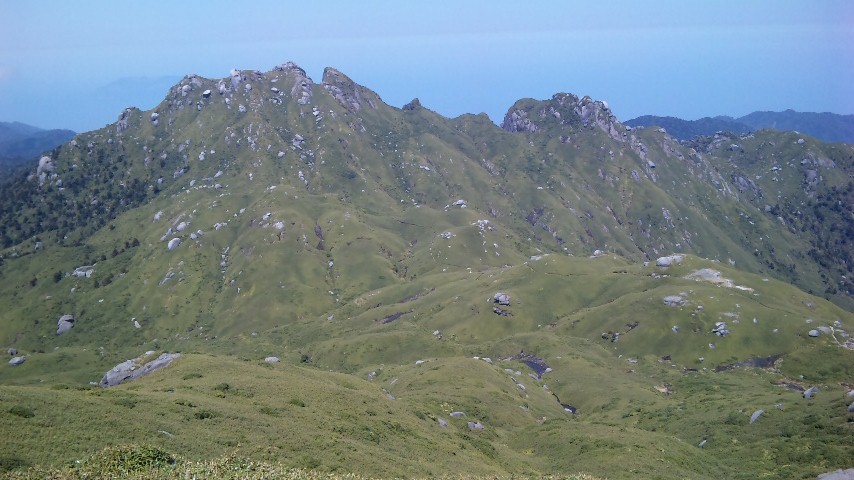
84,445,175,474
8,406,35,418
194,409,215,420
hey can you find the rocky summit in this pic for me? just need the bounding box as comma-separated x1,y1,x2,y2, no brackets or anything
0,62,852,480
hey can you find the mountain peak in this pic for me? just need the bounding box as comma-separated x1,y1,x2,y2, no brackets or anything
502,93,623,140
402,98,422,111
322,66,380,111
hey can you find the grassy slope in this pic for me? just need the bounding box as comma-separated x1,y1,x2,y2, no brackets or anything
1,68,853,479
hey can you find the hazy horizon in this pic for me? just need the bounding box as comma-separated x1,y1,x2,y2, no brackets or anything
1,1,851,132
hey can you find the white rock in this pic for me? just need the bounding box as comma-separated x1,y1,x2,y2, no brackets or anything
167,238,181,251
8,356,26,366
656,255,684,267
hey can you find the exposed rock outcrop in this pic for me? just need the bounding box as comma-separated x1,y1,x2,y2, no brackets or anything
803,386,819,399
99,352,182,387
656,255,684,267
817,468,854,480
56,314,74,335
663,295,686,307
501,93,623,140
8,356,26,366
275,62,313,105
402,98,421,111
322,67,380,111
493,292,510,306
116,108,135,134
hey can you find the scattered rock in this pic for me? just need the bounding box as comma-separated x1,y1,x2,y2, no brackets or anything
656,255,684,267
437,418,448,427
450,411,466,418
817,468,854,480
698,439,707,448
56,314,75,335
848,402,854,413
452,199,467,208
685,268,737,288
264,356,280,363
7,348,17,356
467,421,484,430
808,329,820,337
493,292,510,306
133,320,141,329
73,265,95,278
711,322,730,337
663,295,686,307
167,238,181,251
99,352,182,387
749,409,764,424
804,386,819,399
493,306,511,316
8,356,26,366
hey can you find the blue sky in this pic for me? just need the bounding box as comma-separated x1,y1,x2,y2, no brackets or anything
1,1,851,132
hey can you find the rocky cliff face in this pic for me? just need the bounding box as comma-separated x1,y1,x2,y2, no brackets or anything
502,93,624,141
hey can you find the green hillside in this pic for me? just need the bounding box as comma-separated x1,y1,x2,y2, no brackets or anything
1,63,852,479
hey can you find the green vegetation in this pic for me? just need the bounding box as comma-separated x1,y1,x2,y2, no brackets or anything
0,65,851,479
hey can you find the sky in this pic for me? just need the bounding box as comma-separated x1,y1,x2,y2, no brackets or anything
0,1,852,132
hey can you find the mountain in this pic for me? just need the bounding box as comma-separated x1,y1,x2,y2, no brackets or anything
738,110,854,144
625,111,854,144
0,63,852,479
0,121,76,169
623,115,752,140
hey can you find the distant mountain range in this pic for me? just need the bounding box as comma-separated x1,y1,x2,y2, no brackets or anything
625,110,854,144
0,121,76,169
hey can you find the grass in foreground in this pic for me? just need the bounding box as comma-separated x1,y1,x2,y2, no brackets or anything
1,445,604,480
